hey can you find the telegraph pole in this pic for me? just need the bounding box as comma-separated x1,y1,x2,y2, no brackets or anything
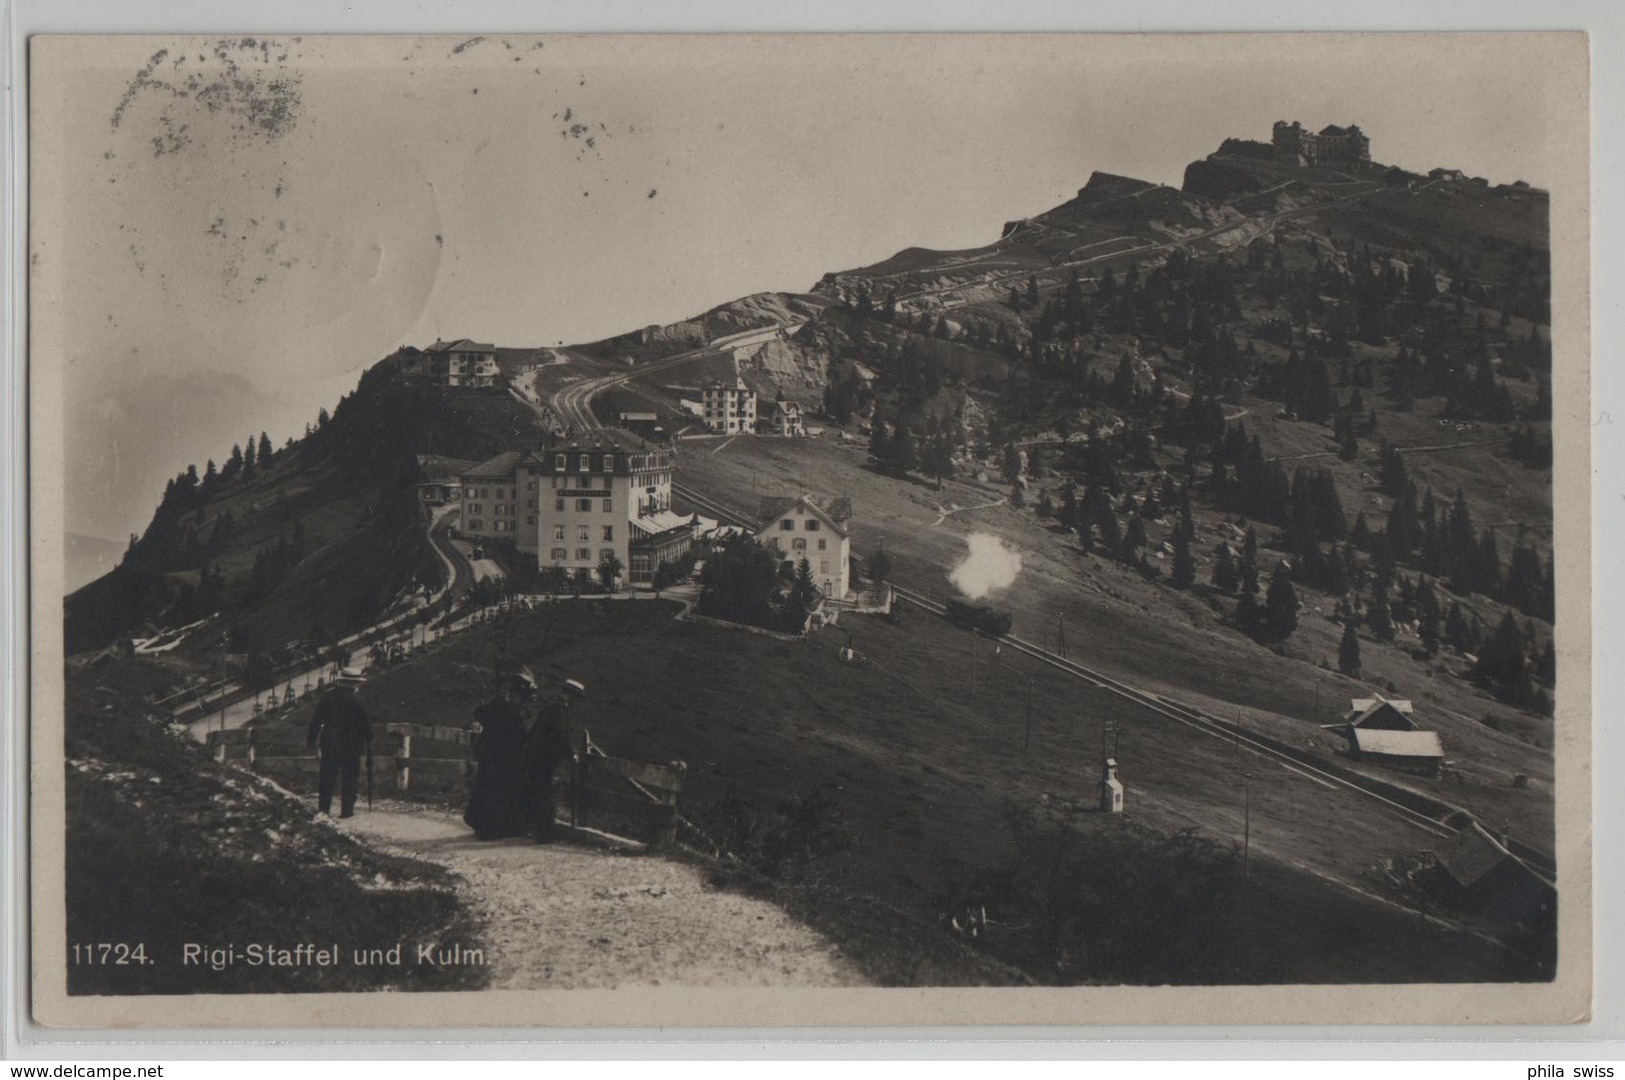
1024,679,1034,751
1243,772,1253,882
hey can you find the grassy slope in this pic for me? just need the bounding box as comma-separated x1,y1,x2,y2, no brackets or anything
672,435,1554,858
63,680,485,995
266,599,1543,984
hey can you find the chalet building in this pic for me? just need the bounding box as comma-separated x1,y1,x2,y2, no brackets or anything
531,429,692,588
1434,822,1556,928
1328,696,1445,777
759,397,805,437
457,452,522,545
703,377,757,434
1272,121,1371,168
753,494,852,599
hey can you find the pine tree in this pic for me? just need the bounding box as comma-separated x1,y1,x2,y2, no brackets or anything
1445,601,1470,653
1124,516,1148,557
868,419,890,466
1171,525,1196,589
1338,619,1362,677
1238,526,1260,595
1265,562,1300,638
258,431,274,467
1237,590,1261,633
1367,585,1396,642
1212,544,1239,593
1473,610,1528,696
1417,580,1442,656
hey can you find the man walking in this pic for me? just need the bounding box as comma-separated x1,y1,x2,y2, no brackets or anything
307,669,373,818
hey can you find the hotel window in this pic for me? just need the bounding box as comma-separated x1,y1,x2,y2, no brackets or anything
578,455,590,472
554,455,566,470
527,515,536,525
577,498,593,512
553,525,565,541
602,525,614,542
577,526,589,542
817,538,827,551
527,499,535,509
600,548,616,564
805,519,819,531
820,559,830,575
576,548,591,562
781,519,795,531
602,498,613,512
603,455,615,471
550,548,567,561
555,498,564,512
793,538,807,551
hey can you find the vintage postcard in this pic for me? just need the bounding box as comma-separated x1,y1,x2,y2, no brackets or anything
27,32,1591,1028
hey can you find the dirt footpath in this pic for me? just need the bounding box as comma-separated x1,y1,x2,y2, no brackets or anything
341,807,867,989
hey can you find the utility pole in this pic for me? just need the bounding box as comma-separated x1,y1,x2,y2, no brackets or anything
1243,772,1253,882
1024,679,1034,751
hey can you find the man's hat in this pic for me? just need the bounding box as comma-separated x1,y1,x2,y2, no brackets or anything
562,678,587,699
511,667,538,695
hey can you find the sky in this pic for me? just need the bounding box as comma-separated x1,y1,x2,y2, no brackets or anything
30,32,1580,568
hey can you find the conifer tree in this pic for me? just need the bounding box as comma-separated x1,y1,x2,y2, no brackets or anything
1212,543,1239,593
1338,619,1362,677
1238,526,1260,595
1265,562,1300,638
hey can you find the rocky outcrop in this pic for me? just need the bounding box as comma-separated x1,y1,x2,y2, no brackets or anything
1181,156,1268,201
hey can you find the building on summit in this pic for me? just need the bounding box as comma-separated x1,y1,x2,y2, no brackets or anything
395,340,502,388
1271,121,1371,168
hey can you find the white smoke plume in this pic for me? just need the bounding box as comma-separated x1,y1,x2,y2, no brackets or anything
949,532,1023,600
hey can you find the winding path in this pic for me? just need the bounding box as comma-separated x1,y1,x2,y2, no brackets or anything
342,808,866,989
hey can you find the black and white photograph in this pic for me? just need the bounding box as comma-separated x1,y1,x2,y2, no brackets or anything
25,31,1591,1029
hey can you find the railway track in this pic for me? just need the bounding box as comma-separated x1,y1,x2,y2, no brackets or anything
672,481,760,528
670,476,1556,877
890,583,1556,879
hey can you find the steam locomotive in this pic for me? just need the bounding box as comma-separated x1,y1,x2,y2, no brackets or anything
945,598,1014,638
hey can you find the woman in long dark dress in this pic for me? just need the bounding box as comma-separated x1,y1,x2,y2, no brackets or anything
463,671,536,839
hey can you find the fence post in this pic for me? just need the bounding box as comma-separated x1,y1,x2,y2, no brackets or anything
657,761,687,849
569,754,580,833
397,734,412,792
